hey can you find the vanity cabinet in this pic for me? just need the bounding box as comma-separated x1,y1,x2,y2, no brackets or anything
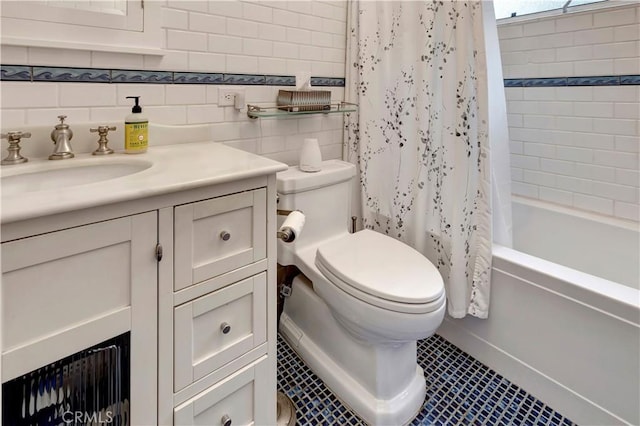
1,169,279,425
162,181,277,425
1,212,158,425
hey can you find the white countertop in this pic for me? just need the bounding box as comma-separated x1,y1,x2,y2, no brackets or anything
1,142,288,223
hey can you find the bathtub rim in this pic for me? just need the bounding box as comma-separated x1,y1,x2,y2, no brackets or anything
512,195,639,232
493,244,639,327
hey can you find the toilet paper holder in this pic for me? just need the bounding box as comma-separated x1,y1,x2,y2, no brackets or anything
277,209,305,243
277,228,296,243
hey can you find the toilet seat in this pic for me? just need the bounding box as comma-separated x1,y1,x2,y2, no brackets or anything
315,230,445,314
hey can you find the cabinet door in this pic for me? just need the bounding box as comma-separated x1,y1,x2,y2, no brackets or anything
174,273,267,392
1,212,158,425
174,189,267,291
174,357,271,426
0,0,161,53
1,0,143,31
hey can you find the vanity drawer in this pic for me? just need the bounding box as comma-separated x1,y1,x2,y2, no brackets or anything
174,356,270,426
174,189,267,291
174,273,267,392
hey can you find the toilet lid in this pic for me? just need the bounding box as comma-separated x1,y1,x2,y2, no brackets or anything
315,230,444,305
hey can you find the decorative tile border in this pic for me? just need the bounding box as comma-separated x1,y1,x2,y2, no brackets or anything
173,72,223,84
621,75,640,85
567,76,619,86
265,75,296,86
310,77,346,86
0,65,31,81
0,65,346,87
33,66,110,83
524,77,568,87
112,70,172,83
505,75,640,87
2,65,637,88
222,73,265,85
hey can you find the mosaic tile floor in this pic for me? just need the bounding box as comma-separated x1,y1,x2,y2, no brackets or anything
277,334,577,426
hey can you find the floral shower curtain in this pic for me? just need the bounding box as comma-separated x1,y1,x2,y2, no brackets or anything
344,1,511,318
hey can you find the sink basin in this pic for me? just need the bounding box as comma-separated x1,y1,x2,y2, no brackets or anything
1,161,152,196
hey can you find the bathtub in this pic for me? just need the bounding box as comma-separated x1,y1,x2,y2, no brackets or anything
439,196,640,426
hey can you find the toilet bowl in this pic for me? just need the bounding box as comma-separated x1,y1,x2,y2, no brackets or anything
277,160,446,425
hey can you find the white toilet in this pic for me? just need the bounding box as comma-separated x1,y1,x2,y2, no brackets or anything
277,160,446,425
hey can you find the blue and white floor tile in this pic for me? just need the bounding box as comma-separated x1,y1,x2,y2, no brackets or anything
277,334,576,426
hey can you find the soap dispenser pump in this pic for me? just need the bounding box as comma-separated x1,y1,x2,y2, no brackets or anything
125,96,148,154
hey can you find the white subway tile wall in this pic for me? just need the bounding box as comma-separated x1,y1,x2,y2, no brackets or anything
500,4,639,221
0,1,348,166
1,2,637,222
499,4,640,79
506,85,639,221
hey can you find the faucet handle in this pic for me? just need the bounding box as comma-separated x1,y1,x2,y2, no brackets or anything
1,131,31,165
1,131,31,141
90,125,117,155
90,125,116,133
57,115,67,124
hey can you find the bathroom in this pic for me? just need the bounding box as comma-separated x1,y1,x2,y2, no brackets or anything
0,0,638,425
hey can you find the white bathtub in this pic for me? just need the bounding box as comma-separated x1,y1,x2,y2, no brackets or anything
512,197,639,289
439,197,640,425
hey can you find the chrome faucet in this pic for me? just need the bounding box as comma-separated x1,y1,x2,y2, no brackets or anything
1,131,31,165
50,115,74,160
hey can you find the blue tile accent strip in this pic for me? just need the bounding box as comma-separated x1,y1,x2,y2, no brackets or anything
504,79,523,87
112,70,172,83
2,64,638,88
0,64,346,86
621,75,640,85
568,76,619,86
174,72,223,84
32,66,110,83
222,73,266,85
507,75,640,87
1,65,31,81
277,333,577,425
523,77,568,87
310,77,345,86
265,75,296,86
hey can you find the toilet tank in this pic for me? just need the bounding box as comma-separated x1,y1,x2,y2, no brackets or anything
277,160,356,263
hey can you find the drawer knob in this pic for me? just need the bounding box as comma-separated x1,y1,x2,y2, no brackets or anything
220,231,231,241
221,414,232,426
220,322,231,334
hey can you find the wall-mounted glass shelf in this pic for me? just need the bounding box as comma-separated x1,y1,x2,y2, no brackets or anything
247,102,357,118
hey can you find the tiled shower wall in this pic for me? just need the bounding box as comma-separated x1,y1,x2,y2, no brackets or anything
498,3,640,221
0,1,348,165
2,2,638,218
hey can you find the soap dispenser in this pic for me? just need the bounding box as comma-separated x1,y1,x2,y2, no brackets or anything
125,96,148,154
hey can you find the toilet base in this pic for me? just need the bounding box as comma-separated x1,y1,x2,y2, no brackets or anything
279,276,427,425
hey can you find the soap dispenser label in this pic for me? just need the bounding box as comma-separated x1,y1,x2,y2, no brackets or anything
125,122,148,152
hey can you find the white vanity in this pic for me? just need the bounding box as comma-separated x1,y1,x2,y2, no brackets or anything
0,142,287,425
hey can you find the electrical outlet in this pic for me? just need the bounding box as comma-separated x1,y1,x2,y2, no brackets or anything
218,89,244,106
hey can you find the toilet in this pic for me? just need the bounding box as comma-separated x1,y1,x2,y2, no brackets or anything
277,160,446,425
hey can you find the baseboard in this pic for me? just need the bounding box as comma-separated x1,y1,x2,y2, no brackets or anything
437,318,629,426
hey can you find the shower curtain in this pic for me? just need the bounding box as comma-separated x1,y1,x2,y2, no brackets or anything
344,1,512,318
